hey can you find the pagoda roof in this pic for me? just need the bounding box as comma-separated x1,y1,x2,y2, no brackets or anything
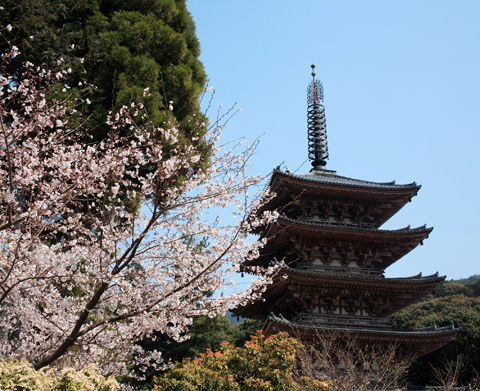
233,268,444,319
267,313,457,337
272,169,420,192
249,216,431,268
265,169,421,227
263,216,432,245
279,265,445,287
275,216,431,235
264,314,458,357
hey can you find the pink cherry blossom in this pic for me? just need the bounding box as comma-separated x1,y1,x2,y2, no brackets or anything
0,46,279,376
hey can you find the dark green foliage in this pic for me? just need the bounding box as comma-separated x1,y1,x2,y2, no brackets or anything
394,277,480,385
2,0,209,236
450,274,480,285
232,318,265,348
1,0,208,159
141,315,263,368
143,315,243,365
432,281,473,298
431,279,480,299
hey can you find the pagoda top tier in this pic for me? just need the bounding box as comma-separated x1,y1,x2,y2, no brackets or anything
271,168,420,193
265,168,421,228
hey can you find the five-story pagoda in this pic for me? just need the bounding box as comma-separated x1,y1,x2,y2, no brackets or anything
233,66,457,357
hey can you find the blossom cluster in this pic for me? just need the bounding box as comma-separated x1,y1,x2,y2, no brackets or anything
0,41,278,375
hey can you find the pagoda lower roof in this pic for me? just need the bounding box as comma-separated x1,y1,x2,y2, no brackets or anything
264,314,458,357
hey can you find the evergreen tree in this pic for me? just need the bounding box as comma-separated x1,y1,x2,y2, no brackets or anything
1,0,208,161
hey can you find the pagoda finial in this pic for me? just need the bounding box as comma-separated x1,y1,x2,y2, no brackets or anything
307,64,328,170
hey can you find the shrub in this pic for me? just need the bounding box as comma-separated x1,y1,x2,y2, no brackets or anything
0,359,118,390
153,331,331,391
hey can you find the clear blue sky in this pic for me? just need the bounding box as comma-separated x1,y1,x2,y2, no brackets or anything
187,1,479,280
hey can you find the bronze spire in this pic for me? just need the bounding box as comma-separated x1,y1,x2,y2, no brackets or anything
307,64,328,170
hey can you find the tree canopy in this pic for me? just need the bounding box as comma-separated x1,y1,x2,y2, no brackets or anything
1,0,208,161
394,278,480,385
153,332,332,391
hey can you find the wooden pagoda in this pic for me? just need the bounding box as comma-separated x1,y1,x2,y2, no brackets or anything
233,66,457,358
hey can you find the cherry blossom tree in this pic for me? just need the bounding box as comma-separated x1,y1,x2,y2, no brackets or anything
0,35,278,375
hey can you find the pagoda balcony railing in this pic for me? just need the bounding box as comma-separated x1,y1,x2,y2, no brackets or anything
299,264,384,277
294,313,395,329
298,217,376,230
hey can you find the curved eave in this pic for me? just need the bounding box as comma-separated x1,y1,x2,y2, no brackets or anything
266,314,458,337
270,169,421,196
265,315,458,357
232,270,444,319
280,266,445,289
248,217,432,269
260,216,432,247
275,216,431,236
258,169,422,231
